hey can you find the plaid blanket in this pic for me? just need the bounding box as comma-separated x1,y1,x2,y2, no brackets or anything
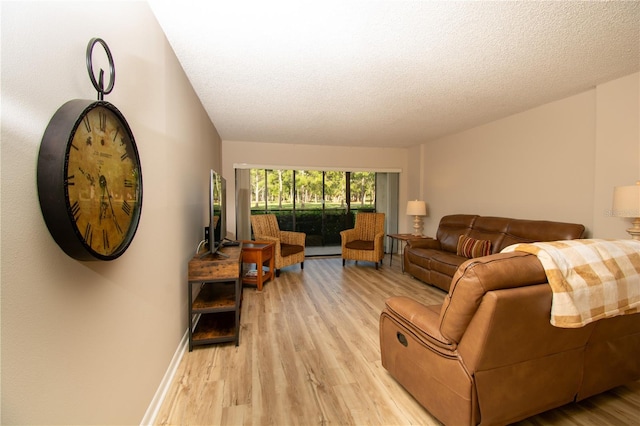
502,239,640,328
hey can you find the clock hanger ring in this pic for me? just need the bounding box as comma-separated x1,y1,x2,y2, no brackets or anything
86,37,115,101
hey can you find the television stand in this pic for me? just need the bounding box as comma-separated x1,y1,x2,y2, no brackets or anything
187,244,242,350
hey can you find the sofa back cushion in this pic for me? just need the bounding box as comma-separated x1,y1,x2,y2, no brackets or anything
467,216,511,253
436,214,586,254
497,219,586,252
436,214,477,252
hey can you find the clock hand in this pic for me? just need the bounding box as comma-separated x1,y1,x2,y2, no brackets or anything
99,175,108,224
78,166,95,186
101,177,122,234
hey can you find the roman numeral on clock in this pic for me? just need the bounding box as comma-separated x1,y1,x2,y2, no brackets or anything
83,115,91,133
84,223,93,246
70,200,80,221
99,111,107,132
122,200,131,216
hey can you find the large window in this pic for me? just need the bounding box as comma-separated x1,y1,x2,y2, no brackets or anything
249,169,376,250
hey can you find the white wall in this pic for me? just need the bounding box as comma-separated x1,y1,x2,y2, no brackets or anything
222,141,410,236
419,73,639,239
1,2,220,424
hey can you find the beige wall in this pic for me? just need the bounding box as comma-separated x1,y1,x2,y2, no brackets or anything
222,141,410,236
1,2,220,424
419,73,639,239
593,73,640,237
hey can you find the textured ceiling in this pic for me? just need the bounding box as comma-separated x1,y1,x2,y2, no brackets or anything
149,1,640,148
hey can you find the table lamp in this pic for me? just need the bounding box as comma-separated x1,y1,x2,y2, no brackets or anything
612,181,640,240
407,200,427,236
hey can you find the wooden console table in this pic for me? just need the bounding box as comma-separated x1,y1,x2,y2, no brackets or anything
241,241,274,291
187,245,242,351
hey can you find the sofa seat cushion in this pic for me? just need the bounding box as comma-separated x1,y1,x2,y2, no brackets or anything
430,251,468,277
406,248,436,269
345,240,374,251
281,243,304,257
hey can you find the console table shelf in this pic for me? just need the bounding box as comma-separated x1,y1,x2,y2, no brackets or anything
187,245,242,351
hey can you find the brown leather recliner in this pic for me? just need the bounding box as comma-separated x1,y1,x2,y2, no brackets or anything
380,251,640,425
403,214,586,292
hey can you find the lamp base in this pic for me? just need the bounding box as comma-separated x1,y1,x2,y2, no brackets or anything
626,218,640,241
412,215,424,236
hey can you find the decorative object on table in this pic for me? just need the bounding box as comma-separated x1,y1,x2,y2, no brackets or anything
406,200,427,236
37,38,142,261
612,181,640,240
250,215,305,276
340,212,386,269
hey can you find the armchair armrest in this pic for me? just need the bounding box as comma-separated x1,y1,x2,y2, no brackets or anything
280,230,306,246
252,234,280,246
340,228,357,243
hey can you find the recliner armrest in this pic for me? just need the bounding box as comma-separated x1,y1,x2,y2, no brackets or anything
384,296,455,351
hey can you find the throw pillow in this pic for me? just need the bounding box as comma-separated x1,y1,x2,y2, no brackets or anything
456,235,492,258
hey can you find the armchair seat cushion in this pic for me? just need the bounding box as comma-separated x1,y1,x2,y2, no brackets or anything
345,240,374,250
281,243,304,257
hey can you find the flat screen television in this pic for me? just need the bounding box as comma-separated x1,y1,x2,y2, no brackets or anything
203,169,227,257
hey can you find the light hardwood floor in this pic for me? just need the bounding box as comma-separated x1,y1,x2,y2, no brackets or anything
155,255,640,425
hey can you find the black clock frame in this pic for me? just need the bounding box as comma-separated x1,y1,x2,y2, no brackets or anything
37,99,143,261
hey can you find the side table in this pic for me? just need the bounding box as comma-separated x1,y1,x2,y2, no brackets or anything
388,233,432,271
241,241,275,291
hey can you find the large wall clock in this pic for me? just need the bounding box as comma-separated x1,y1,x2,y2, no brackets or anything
37,38,143,261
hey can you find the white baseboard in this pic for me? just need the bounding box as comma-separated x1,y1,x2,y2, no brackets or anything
140,330,189,425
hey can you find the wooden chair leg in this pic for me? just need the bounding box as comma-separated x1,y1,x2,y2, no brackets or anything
375,262,378,270
301,262,304,270
276,269,281,277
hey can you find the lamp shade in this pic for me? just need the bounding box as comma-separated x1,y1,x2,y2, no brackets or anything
612,182,640,217
406,200,426,216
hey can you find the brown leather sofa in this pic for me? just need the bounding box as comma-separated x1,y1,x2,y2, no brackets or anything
381,251,640,425
403,214,586,291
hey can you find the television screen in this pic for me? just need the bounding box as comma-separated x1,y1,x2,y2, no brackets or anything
206,169,227,256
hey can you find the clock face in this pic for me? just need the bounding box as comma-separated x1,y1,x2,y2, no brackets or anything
37,99,143,261
64,104,142,258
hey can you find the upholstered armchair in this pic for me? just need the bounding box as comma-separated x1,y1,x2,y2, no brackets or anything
250,214,306,276
340,212,385,269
